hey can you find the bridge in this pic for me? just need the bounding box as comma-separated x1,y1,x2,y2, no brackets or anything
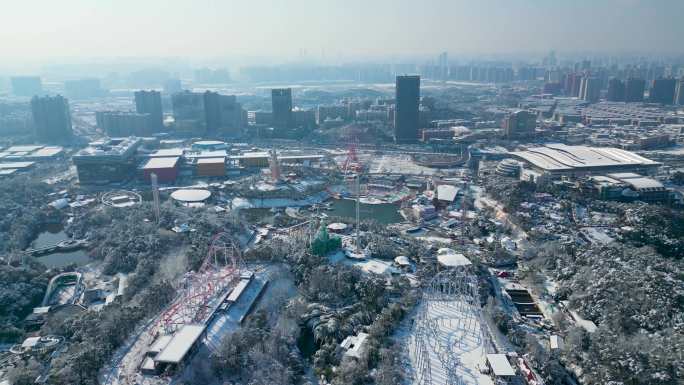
25,239,88,257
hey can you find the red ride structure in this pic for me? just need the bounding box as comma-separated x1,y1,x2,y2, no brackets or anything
342,142,364,175
155,232,243,334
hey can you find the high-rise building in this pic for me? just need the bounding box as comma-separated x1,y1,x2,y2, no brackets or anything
203,91,222,136
563,73,582,97
271,88,293,131
625,78,646,102
31,95,73,143
503,110,536,139
675,78,684,105
649,78,676,104
203,91,243,136
11,76,42,97
606,78,625,102
578,77,587,100
580,77,601,103
172,91,206,134
135,90,164,132
394,75,420,142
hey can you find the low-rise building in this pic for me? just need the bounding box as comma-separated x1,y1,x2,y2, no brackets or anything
511,143,661,179
141,156,179,183
196,157,226,177
72,137,142,184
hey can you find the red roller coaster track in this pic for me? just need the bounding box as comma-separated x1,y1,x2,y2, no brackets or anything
154,232,243,334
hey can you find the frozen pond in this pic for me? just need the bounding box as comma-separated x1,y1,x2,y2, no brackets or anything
30,223,92,268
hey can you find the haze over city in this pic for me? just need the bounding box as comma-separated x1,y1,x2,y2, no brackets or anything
1,0,684,68
1,2,683,385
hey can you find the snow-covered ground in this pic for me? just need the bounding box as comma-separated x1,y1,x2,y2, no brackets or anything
404,297,494,385
363,153,461,176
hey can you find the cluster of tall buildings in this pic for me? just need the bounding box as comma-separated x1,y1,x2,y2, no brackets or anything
96,91,164,137
604,78,647,102
605,77,684,104
560,72,684,105
171,90,244,137
240,65,394,83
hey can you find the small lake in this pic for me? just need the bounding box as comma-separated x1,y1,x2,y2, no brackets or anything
327,199,404,225
241,199,404,226
31,223,93,268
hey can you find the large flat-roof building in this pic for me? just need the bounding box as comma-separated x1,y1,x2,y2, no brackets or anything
155,324,205,364
72,137,142,184
511,144,661,179
0,145,64,161
0,161,35,176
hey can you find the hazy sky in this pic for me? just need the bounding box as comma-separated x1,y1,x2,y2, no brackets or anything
1,0,683,62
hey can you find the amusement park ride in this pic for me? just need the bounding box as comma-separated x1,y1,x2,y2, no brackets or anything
152,232,244,334
342,142,365,176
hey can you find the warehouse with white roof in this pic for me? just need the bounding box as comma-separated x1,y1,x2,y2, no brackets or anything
510,143,661,179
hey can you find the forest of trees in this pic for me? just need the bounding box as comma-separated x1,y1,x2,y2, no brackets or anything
0,189,245,384
484,177,684,384
0,177,57,341
221,234,418,385
549,244,683,385
0,176,56,254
